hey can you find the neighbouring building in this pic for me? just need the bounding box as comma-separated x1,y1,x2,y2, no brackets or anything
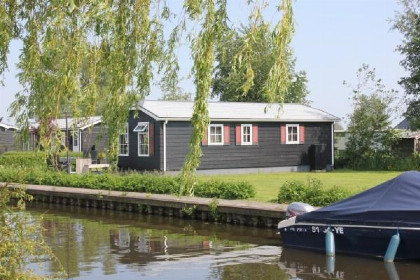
333,122,348,152
393,118,420,157
118,100,340,172
0,122,17,154
29,116,108,153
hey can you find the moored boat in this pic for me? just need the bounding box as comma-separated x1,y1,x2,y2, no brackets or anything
278,171,420,260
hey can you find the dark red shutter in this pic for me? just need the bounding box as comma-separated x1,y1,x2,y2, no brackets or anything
202,127,208,146
149,123,154,156
299,125,305,144
252,124,258,145
236,125,241,145
224,125,230,145
281,125,286,144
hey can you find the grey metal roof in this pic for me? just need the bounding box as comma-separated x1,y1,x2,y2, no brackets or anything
399,131,420,139
31,116,102,130
0,122,17,130
138,100,340,122
395,118,411,130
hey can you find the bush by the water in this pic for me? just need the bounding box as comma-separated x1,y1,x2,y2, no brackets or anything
0,151,85,170
277,177,350,206
0,152,47,169
0,167,255,200
196,180,256,200
335,151,420,171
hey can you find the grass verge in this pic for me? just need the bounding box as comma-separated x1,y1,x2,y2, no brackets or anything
199,170,402,202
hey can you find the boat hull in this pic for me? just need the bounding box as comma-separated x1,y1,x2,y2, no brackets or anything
279,223,420,260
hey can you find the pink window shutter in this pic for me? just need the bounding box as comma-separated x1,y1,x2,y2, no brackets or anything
281,125,286,144
236,125,241,145
252,125,258,144
299,125,305,144
149,123,155,156
202,127,208,146
224,125,230,145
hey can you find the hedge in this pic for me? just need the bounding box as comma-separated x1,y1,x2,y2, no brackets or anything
277,177,350,206
0,167,255,200
0,152,47,169
0,151,85,170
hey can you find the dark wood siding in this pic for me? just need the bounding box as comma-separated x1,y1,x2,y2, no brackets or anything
80,124,109,153
0,128,17,154
392,138,416,157
118,111,161,170
166,121,333,171
121,110,333,172
165,122,192,170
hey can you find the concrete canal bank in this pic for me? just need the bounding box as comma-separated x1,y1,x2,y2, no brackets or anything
8,184,287,228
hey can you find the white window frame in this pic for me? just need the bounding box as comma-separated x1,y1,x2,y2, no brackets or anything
133,122,149,133
135,122,149,157
119,123,129,156
72,131,79,147
241,124,253,145
208,124,224,145
286,124,300,144
60,133,66,146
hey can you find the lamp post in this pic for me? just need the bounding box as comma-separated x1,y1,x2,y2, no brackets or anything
65,111,70,174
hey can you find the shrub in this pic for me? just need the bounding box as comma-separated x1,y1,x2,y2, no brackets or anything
195,180,255,200
0,167,255,200
277,177,350,206
0,152,46,169
335,150,420,171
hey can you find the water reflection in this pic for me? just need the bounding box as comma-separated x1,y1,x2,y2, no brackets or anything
279,247,420,280
30,203,280,279
28,203,420,279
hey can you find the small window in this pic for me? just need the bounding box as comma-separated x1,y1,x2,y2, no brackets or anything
286,124,299,144
72,131,79,147
119,124,129,156
208,124,224,145
133,122,149,132
241,124,252,145
136,122,149,156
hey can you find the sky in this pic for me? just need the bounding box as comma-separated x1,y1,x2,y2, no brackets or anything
0,0,406,127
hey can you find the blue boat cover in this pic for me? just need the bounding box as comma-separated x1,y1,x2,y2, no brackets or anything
296,171,420,227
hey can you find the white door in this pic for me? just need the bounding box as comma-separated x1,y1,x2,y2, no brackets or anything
73,130,80,152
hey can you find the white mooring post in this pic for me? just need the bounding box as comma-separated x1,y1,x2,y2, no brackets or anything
384,232,400,262
325,227,335,256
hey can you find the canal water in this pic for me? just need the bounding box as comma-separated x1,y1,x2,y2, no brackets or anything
27,203,420,280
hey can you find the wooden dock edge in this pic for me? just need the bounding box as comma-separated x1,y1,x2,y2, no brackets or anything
3,183,287,228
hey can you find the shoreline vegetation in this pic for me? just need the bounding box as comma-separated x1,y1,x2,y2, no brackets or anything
0,152,407,206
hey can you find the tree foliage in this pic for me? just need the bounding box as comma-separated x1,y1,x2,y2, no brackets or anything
344,64,398,169
393,0,420,129
213,26,309,103
160,87,192,101
1,0,296,195
0,186,64,279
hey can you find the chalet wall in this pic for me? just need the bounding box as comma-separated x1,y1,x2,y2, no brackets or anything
120,110,333,171
393,138,416,157
165,122,332,171
80,124,109,153
0,128,17,154
118,111,161,170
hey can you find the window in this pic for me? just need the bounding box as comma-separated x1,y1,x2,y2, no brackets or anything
119,124,129,156
208,124,224,145
286,124,299,144
241,124,252,145
133,122,149,133
52,132,66,148
73,131,79,147
134,122,149,156
60,133,66,146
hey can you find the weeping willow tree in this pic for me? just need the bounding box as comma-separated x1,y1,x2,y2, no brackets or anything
0,0,295,195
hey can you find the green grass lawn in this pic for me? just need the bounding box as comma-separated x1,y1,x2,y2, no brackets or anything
199,170,402,202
